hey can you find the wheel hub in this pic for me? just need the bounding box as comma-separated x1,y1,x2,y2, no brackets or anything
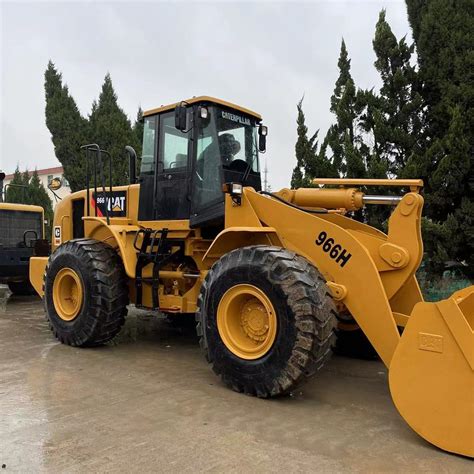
217,284,277,360
241,300,269,342
52,268,83,321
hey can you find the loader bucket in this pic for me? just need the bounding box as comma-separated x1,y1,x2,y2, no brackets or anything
389,286,474,457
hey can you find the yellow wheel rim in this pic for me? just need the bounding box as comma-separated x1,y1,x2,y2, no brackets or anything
217,284,277,360
52,268,83,321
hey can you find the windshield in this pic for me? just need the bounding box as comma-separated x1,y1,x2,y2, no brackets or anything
194,105,259,211
197,106,259,173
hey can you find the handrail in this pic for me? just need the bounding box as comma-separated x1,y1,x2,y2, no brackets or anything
80,144,112,225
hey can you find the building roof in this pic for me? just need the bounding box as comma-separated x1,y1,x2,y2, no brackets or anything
4,166,63,180
143,96,262,120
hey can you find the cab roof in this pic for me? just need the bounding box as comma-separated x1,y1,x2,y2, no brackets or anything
143,96,262,120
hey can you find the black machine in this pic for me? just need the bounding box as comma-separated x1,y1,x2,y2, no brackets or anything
0,173,49,295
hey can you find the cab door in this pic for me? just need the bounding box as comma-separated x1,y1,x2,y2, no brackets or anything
138,114,157,221
155,111,191,220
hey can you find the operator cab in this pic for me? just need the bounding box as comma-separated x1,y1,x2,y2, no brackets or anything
137,97,266,230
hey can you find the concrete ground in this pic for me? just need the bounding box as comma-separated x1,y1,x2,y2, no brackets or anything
0,291,471,473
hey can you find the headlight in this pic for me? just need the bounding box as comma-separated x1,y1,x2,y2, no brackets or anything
200,107,208,119
231,183,243,195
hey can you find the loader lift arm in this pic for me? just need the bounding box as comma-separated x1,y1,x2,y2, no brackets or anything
214,180,473,457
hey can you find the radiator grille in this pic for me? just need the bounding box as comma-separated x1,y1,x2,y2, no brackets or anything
0,210,43,248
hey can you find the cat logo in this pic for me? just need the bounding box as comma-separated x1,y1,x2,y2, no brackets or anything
93,191,127,217
110,196,126,212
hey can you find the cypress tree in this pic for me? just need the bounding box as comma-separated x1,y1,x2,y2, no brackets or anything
29,169,54,237
134,107,144,153
22,170,31,192
45,63,143,191
352,10,423,228
88,74,141,185
291,98,338,188
291,98,319,188
371,10,423,178
324,40,366,179
5,166,28,203
132,107,144,174
405,0,473,276
293,3,472,278
405,0,424,43
45,61,88,192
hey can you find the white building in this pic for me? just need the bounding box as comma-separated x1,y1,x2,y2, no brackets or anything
3,166,71,208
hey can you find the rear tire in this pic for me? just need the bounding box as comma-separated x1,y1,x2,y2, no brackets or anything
8,280,36,296
43,239,128,347
196,246,337,398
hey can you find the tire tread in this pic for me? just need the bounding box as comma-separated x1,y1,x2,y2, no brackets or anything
196,245,337,398
43,239,128,347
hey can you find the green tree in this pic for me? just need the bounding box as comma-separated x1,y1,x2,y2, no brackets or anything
324,40,366,179
354,10,423,228
291,98,319,188
45,63,143,191
321,40,370,223
5,166,28,203
45,61,88,192
132,106,144,175
370,10,423,178
134,107,144,153
28,169,54,237
88,74,141,185
291,98,338,188
294,3,472,279
292,41,365,192
22,170,31,190
405,0,473,276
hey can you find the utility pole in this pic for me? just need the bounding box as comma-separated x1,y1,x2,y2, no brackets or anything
263,158,270,192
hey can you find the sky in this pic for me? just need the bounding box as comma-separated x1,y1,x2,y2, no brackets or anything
1,0,411,190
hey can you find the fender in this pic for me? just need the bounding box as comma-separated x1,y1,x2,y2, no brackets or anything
202,227,283,265
30,218,141,296
29,257,48,297
83,217,140,278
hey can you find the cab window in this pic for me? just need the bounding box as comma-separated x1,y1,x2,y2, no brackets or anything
140,116,156,174
160,113,189,172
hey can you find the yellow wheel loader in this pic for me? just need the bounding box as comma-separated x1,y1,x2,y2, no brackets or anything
29,97,473,457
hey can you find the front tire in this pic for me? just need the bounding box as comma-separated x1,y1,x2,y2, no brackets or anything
196,246,337,398
43,239,128,347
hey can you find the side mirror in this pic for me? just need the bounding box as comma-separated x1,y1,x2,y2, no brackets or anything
175,103,187,132
258,124,268,153
48,177,62,191
125,146,137,184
